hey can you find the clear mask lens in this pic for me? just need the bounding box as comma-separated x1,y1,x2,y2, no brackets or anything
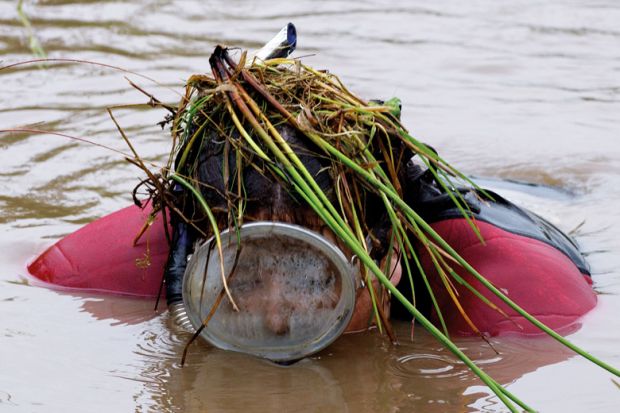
182,222,357,362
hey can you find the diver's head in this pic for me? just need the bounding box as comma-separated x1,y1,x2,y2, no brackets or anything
180,124,401,361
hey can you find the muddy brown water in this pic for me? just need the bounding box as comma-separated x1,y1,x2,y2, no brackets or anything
1,1,620,412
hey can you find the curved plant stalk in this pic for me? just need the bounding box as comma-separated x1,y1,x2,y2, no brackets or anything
343,176,385,335
170,174,239,312
17,0,46,59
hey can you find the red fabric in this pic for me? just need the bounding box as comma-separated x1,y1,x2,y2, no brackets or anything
27,204,169,297
421,219,597,335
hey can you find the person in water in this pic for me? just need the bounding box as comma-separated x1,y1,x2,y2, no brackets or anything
163,114,595,343
25,24,596,363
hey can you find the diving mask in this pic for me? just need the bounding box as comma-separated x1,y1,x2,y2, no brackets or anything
182,222,358,362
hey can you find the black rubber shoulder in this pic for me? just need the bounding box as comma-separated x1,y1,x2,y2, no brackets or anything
403,161,590,276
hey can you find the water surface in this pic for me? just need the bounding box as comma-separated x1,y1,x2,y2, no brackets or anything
1,1,620,411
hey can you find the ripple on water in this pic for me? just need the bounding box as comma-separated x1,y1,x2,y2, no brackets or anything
389,327,576,392
391,350,505,382
114,313,194,406
395,353,459,378
133,313,193,362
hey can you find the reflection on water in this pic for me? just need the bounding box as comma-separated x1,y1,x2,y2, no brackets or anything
1,0,620,411
109,315,574,413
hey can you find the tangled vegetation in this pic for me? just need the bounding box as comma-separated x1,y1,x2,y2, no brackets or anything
119,46,619,412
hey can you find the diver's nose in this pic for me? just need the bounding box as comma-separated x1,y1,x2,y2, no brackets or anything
263,278,292,335
265,301,291,335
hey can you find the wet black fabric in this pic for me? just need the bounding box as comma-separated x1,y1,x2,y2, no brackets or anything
164,216,195,306
405,172,590,276
164,183,199,306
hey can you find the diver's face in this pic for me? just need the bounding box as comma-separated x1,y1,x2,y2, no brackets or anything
227,232,343,336
231,263,342,335
226,224,402,336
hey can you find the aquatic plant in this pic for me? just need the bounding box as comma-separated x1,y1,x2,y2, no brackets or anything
16,0,46,59
133,46,619,412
